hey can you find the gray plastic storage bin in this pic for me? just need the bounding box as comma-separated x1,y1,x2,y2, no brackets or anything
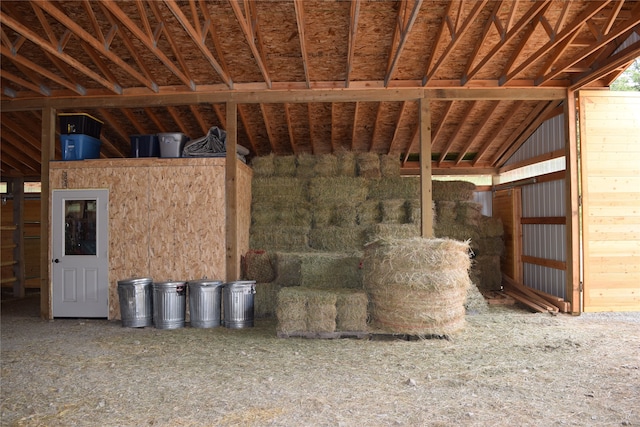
117,277,153,327
157,132,189,158
188,279,223,328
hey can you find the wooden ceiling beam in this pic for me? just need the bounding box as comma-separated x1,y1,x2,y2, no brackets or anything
189,105,209,136
144,108,169,133
388,101,408,155
81,41,123,91
422,1,454,85
167,106,192,136
0,123,42,161
351,102,360,151
385,0,423,86
423,0,489,85
0,70,45,96
455,101,499,165
122,109,148,135
402,124,419,164
570,40,640,90
96,109,130,157
438,100,477,165
99,1,195,91
462,1,503,84
284,103,298,154
165,0,233,88
473,100,523,166
33,1,156,94
293,0,310,89
536,6,640,86
0,45,84,95
0,147,39,175
502,0,612,84
82,0,105,45
345,0,360,88
237,104,259,155
228,0,272,88
465,1,551,83
260,104,277,153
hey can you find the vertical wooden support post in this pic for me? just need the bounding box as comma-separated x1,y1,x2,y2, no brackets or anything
12,177,25,298
419,96,433,237
225,102,239,282
565,90,581,314
41,106,55,319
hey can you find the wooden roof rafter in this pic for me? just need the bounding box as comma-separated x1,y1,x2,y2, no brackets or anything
144,107,168,133
388,100,409,155
237,104,259,155
455,101,500,165
473,100,524,167
164,0,233,90
293,0,310,89
260,103,277,153
345,0,360,88
385,0,423,86
167,106,191,136
571,37,640,90
438,100,478,165
96,108,131,156
121,109,148,135
189,105,208,136
228,0,272,88
462,0,503,84
99,1,195,91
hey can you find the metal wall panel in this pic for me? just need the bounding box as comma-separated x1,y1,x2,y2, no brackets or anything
504,114,565,166
473,191,492,216
521,180,566,298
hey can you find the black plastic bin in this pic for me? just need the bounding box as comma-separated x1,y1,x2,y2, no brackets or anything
130,134,160,157
59,113,103,139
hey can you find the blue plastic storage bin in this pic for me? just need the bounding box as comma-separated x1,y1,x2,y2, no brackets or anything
60,134,101,161
130,134,160,157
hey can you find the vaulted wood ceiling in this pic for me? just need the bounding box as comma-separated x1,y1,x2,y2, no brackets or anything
1,0,639,179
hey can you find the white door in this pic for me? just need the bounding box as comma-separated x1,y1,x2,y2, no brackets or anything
52,189,109,318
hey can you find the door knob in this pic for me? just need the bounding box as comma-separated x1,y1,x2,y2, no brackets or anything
53,259,60,263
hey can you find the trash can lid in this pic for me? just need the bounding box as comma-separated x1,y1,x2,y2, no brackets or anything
188,279,224,287
117,277,153,286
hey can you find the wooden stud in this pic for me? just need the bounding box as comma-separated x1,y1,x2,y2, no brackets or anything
565,89,580,314
226,101,239,281
40,106,55,319
419,97,433,237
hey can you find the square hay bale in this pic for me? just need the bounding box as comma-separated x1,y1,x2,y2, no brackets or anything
255,282,281,318
250,226,310,252
380,154,401,177
333,202,358,227
312,205,334,228
435,201,457,224
299,252,363,289
368,177,420,200
356,200,381,225
356,153,381,178
309,177,369,204
406,200,436,225
296,153,318,179
478,216,504,238
336,151,357,177
432,180,476,202
365,224,420,243
274,252,302,287
252,177,308,205
306,289,337,333
250,154,275,178
309,226,367,252
243,249,275,283
273,155,297,177
335,289,369,332
313,154,338,177
434,222,480,242
252,201,312,227
470,237,505,257
456,201,483,226
380,199,408,224
470,255,503,292
276,287,309,334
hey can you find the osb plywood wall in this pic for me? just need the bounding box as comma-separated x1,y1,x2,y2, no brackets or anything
50,158,251,319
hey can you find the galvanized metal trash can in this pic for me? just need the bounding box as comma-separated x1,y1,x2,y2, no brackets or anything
152,281,187,329
223,280,256,328
188,279,223,328
117,277,153,328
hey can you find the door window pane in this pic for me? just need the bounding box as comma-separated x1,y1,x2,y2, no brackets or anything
64,200,97,255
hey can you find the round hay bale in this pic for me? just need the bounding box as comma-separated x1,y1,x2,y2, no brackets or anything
314,154,339,177
432,180,476,201
356,153,381,178
380,154,401,177
363,237,471,335
336,151,357,177
250,154,275,178
296,153,317,179
243,249,275,282
273,155,297,177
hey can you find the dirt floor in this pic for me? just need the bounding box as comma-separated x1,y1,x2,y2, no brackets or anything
1,291,639,427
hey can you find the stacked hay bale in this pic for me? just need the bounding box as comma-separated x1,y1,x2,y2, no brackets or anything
363,237,472,336
248,154,503,334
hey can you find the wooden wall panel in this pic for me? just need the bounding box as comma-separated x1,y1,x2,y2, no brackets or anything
580,91,640,312
492,188,522,282
50,158,249,319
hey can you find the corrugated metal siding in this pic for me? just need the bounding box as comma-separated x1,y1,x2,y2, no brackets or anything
614,32,640,54
521,180,566,298
504,114,565,166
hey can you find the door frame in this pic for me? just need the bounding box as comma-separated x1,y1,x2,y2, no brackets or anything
51,189,109,318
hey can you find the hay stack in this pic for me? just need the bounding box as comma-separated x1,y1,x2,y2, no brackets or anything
309,177,368,204
250,226,309,251
274,252,302,287
379,154,401,177
356,200,381,225
250,154,275,178
356,153,381,178
306,290,338,333
336,151,357,177
299,252,363,289
273,155,297,177
380,199,407,224
252,177,308,205
296,153,317,179
368,177,420,200
309,226,367,251
363,237,472,335
432,180,476,202
243,250,275,283
314,154,339,177
276,287,308,333
365,224,420,242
